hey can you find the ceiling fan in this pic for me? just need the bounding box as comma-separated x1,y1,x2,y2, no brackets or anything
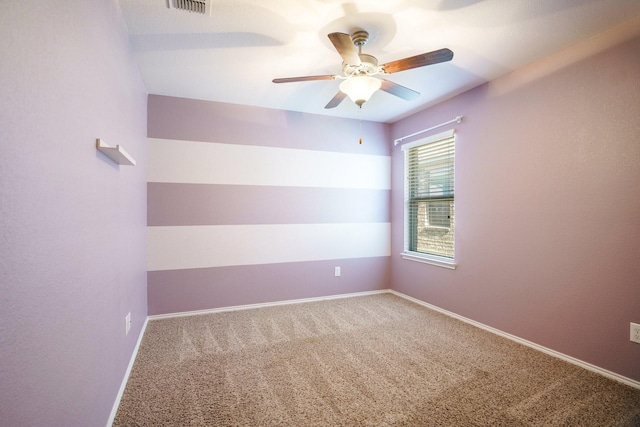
272,30,453,109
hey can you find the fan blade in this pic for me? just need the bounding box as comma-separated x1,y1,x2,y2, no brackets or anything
379,79,420,101
324,91,347,109
272,75,336,83
328,33,361,66
381,48,453,74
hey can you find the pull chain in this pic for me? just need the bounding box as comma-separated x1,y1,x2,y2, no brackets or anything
358,106,363,144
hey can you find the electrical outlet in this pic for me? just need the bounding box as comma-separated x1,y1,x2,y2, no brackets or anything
334,266,341,277
125,312,131,336
631,323,640,344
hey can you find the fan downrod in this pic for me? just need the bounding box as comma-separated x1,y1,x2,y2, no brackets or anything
351,30,369,50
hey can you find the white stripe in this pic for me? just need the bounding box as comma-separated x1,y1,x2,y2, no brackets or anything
147,223,391,271
148,138,391,190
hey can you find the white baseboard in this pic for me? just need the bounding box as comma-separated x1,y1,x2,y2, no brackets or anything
389,290,640,390
147,289,389,320
106,316,149,427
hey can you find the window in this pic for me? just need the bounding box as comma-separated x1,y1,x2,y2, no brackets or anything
402,131,455,268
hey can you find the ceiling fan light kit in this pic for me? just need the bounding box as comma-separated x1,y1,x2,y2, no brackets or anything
272,30,453,109
340,76,381,107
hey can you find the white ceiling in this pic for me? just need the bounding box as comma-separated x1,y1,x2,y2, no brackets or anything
118,0,640,123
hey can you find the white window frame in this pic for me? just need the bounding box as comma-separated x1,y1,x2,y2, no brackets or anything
401,130,457,270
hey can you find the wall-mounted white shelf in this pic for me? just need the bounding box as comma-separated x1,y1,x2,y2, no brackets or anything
96,139,136,166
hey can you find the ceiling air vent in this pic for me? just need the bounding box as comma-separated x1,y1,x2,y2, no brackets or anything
168,0,209,15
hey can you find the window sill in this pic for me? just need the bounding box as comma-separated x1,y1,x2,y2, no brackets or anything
401,252,457,270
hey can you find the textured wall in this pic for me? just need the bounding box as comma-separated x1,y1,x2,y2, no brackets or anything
0,1,148,426
147,96,391,315
390,27,640,382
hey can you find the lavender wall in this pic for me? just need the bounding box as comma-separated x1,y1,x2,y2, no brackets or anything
147,96,391,315
390,29,640,382
0,1,147,426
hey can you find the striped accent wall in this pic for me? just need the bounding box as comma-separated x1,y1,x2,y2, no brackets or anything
147,95,392,315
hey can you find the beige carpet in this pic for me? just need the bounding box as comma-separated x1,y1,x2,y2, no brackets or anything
114,293,640,426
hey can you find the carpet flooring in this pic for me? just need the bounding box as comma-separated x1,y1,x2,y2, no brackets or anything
114,293,640,426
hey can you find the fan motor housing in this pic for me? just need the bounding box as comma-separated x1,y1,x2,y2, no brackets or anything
343,53,379,77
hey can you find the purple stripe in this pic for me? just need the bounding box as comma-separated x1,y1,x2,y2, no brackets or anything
148,183,390,226
147,95,391,156
147,257,390,315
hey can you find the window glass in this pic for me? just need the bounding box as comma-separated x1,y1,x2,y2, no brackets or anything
404,132,455,260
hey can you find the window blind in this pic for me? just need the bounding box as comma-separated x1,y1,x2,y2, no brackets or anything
405,134,455,259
